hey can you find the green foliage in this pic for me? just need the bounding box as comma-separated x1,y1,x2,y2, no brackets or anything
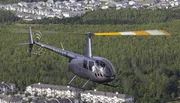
0,8,180,103
27,8,180,25
0,20,180,102
0,0,21,4
0,10,21,23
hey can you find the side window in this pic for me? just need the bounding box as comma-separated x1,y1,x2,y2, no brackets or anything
83,60,88,69
89,61,94,71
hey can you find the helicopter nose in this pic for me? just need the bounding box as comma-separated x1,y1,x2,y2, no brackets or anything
105,75,115,79
109,76,115,80
104,70,115,79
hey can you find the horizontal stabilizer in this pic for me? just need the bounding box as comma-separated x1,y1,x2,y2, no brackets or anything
94,30,170,36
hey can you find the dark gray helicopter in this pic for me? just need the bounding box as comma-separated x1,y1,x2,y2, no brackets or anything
22,27,170,88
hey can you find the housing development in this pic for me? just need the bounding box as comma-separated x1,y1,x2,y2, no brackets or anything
0,0,179,20
0,82,134,103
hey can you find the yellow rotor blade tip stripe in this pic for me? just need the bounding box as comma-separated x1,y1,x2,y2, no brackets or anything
133,31,151,35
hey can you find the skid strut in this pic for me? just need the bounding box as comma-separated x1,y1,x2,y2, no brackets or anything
82,80,89,88
68,75,90,89
68,75,77,85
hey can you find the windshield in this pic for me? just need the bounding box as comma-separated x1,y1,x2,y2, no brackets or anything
95,58,115,77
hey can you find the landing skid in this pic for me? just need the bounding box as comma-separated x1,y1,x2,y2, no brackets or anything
102,76,120,88
103,83,119,87
68,75,90,89
68,75,119,89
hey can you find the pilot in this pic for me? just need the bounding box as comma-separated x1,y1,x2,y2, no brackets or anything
99,66,104,77
92,63,98,72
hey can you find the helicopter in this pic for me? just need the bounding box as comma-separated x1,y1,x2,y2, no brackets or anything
22,27,170,88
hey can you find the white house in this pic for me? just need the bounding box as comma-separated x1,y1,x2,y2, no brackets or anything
25,83,79,98
0,94,23,103
0,82,17,94
129,1,136,5
70,0,77,3
47,0,54,4
18,2,27,7
81,90,134,103
101,5,109,9
62,11,83,18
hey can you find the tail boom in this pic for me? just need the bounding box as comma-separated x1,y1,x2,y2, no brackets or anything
34,42,82,59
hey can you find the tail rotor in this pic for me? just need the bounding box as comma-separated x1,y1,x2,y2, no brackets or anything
32,30,45,56
20,27,45,56
28,27,34,56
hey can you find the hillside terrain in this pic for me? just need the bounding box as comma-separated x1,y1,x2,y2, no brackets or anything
0,8,180,103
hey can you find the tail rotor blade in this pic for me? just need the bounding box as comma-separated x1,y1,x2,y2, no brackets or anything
29,27,34,44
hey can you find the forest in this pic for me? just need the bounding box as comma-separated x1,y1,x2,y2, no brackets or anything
0,10,21,23
0,8,180,103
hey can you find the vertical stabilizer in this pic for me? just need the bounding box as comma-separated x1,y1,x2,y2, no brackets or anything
28,27,34,56
85,32,93,58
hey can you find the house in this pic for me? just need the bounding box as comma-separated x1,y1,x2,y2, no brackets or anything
38,1,46,6
115,3,123,7
129,1,136,5
159,1,170,7
84,0,89,4
8,4,18,11
0,5,5,9
81,90,134,103
46,12,56,18
101,5,109,9
0,94,23,103
85,3,94,10
132,4,142,9
47,98,83,103
77,2,85,7
0,94,11,103
70,0,77,3
26,83,80,98
47,0,54,4
0,82,17,94
18,2,27,7
10,96,23,103
62,11,82,18
174,0,180,6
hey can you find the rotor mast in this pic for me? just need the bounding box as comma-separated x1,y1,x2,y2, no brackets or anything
85,32,93,58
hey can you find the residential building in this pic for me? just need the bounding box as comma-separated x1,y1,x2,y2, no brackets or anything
0,82,17,94
46,98,84,103
0,94,23,103
26,83,81,98
25,83,134,103
81,90,134,103
0,0,179,20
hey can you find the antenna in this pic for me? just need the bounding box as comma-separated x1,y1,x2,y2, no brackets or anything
85,32,93,58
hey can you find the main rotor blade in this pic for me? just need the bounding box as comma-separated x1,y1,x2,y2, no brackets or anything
94,30,170,36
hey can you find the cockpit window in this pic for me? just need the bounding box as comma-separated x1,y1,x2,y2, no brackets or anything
100,61,106,67
101,59,115,77
95,60,106,67
83,60,88,69
95,60,99,65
